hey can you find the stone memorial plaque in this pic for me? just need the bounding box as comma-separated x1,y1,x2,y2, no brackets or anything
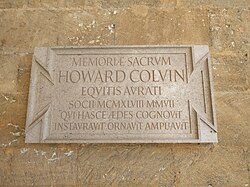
25,45,217,143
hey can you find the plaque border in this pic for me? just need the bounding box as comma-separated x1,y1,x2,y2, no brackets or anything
25,45,217,143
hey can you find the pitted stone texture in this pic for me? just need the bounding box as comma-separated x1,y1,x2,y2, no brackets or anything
0,0,250,186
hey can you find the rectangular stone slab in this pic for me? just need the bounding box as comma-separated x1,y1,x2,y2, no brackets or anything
25,45,217,143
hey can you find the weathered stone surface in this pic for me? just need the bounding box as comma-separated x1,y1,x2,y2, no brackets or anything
209,8,250,52
172,145,249,186
215,92,250,147
0,94,27,145
0,0,249,186
212,53,249,92
0,55,18,93
0,53,32,94
115,9,210,45
0,10,60,53
0,8,210,53
76,144,175,186
178,0,250,8
0,0,177,9
25,45,217,143
0,146,78,185
2,0,249,9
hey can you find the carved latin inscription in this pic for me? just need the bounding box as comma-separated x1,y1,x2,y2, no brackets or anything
25,46,217,143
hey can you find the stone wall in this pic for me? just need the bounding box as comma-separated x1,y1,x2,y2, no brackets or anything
0,0,249,186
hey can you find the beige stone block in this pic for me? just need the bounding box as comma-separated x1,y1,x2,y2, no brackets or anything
0,1,249,186
0,8,211,53
212,53,249,92
177,0,250,8
0,0,66,9
246,149,250,182
16,64,31,95
0,0,177,9
172,145,249,186
0,93,27,148
76,144,175,186
115,9,210,45
98,0,176,9
246,51,250,89
0,146,78,186
0,10,60,53
0,0,27,9
56,9,116,46
0,55,18,93
0,53,32,94
209,9,250,52
27,0,61,8
215,92,250,147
